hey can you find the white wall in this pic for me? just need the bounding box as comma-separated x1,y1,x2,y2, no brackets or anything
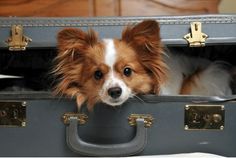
219,0,236,13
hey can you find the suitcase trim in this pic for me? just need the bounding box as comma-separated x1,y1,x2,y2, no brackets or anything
0,91,235,103
0,15,235,27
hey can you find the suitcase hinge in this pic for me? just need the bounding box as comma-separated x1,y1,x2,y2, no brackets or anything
62,113,88,125
184,22,208,47
128,114,154,128
5,25,32,51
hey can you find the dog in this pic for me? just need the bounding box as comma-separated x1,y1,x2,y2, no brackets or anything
54,20,232,110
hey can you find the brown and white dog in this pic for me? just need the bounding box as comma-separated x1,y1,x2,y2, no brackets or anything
54,20,232,110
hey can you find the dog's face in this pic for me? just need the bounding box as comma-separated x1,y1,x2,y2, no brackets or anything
55,20,167,109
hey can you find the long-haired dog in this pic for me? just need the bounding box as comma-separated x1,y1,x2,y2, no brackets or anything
53,20,232,110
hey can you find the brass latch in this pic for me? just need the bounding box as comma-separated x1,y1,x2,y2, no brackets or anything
185,105,225,130
184,22,208,47
128,114,154,128
62,113,88,125
5,25,32,51
0,101,26,127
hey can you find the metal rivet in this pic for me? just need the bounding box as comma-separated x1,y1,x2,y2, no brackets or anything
221,106,225,110
22,102,26,107
21,122,26,127
185,105,189,110
185,125,189,130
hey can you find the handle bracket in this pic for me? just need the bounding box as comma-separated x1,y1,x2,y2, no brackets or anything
128,114,154,128
62,113,88,125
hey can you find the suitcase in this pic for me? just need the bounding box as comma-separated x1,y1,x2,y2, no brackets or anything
0,15,236,157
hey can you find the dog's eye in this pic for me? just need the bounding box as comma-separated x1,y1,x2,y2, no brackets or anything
94,70,103,80
123,67,132,77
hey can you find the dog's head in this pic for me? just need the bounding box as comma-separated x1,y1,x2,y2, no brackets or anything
54,20,167,110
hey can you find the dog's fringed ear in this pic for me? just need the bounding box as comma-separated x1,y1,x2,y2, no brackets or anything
122,20,161,51
57,28,98,53
53,28,98,103
122,20,167,94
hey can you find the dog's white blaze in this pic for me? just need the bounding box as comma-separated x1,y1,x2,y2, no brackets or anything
100,39,131,106
103,39,116,69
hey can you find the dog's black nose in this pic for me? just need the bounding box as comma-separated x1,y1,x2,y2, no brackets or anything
108,87,122,99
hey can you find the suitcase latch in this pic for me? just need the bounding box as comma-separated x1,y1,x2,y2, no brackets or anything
184,22,208,47
128,114,154,128
5,25,32,51
0,101,26,127
185,105,224,130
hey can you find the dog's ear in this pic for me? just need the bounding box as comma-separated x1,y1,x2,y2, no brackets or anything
57,28,98,54
53,28,98,100
122,20,167,94
122,20,161,52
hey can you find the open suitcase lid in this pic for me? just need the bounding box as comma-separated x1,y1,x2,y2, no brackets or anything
0,14,236,50
0,14,236,103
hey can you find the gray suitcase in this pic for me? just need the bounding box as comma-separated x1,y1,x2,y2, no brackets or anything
0,15,236,157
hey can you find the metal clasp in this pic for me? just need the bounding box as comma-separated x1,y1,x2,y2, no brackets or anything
185,105,225,130
184,22,208,47
6,25,32,51
0,101,27,127
128,114,154,128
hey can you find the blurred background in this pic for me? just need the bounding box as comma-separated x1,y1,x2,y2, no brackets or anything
0,0,235,17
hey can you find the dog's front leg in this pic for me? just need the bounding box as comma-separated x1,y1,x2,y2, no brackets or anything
76,93,87,110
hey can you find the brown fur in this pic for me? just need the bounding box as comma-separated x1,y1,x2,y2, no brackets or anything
180,69,203,94
121,20,168,93
54,20,167,110
54,28,106,110
113,40,157,94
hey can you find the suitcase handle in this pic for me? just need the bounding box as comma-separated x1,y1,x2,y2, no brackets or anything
66,117,148,156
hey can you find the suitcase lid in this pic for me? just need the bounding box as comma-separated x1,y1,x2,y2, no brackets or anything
0,14,236,50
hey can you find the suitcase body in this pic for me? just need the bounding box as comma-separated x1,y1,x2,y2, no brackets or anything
0,15,236,157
